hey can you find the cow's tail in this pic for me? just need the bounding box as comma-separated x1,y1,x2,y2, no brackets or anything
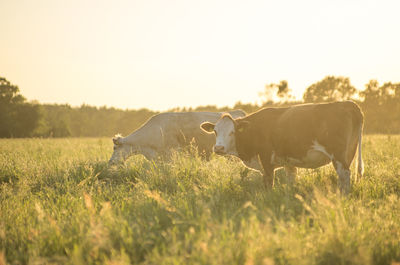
357,121,364,180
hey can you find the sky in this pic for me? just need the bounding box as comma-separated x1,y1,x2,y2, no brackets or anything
1,0,399,111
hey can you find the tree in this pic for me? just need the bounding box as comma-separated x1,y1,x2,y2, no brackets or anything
360,80,400,133
303,76,357,103
0,77,41,137
0,77,24,137
360,80,400,105
260,80,293,103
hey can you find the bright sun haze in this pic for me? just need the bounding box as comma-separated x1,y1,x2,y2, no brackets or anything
0,0,399,111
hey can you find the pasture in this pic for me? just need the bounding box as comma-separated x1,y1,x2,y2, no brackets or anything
0,136,400,265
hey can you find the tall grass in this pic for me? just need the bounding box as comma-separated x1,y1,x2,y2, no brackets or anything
0,136,399,265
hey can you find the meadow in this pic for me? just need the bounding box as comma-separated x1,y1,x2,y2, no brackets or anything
0,136,400,265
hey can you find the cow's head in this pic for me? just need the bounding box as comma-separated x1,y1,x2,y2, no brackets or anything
200,114,250,156
108,134,133,164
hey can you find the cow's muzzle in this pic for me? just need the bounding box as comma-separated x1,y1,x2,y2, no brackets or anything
214,145,226,155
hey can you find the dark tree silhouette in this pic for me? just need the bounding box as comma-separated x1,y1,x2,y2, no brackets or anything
0,77,41,137
1,75,400,137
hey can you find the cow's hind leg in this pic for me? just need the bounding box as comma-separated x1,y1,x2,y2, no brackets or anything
330,121,354,195
333,159,351,195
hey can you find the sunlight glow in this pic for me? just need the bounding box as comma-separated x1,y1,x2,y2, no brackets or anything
0,0,399,110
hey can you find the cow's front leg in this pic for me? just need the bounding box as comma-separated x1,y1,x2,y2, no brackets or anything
263,167,275,188
284,166,297,185
259,154,275,188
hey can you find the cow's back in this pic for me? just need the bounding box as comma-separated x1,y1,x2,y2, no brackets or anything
269,101,363,159
161,112,226,153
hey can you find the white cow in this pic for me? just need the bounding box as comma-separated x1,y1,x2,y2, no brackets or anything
109,110,246,164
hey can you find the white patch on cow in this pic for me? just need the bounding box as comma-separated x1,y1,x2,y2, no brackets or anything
311,140,333,160
213,116,238,156
296,140,332,168
270,140,332,169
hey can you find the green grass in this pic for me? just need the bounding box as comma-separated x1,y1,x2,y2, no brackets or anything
1,136,400,265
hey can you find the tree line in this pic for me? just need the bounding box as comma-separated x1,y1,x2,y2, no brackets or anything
0,76,399,138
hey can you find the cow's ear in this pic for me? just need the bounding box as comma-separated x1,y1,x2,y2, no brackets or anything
200,122,215,133
236,120,250,133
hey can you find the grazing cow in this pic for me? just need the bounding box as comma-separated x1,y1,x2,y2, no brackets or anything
109,110,246,164
200,101,364,194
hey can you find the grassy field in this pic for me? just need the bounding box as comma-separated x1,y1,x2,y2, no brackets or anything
1,136,400,265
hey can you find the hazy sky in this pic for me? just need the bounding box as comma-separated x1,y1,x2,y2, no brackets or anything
1,0,399,111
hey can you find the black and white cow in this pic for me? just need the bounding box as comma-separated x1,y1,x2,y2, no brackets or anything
200,101,364,194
